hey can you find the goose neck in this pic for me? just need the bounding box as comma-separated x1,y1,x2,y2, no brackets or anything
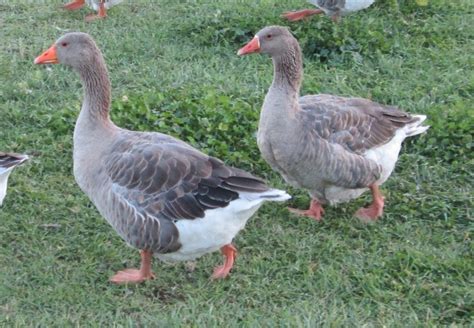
77,56,112,125
270,42,303,94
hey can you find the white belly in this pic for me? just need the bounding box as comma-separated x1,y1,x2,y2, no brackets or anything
0,171,11,206
309,0,374,15
156,197,263,262
342,0,375,13
325,129,405,204
86,0,123,11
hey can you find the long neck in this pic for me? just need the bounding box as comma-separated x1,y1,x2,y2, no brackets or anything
77,53,113,127
261,39,303,128
73,50,117,175
271,41,303,94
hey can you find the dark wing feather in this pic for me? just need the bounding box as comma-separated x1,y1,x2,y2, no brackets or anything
300,94,417,155
0,152,28,169
105,133,269,222
290,94,419,190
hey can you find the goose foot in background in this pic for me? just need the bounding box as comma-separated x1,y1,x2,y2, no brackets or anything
110,250,155,284
331,13,342,23
63,0,85,10
355,185,385,222
212,244,237,279
288,199,325,221
85,2,106,21
282,9,323,21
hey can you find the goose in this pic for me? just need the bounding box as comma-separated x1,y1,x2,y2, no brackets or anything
34,32,290,284
282,0,375,22
0,152,28,206
237,26,429,222
63,0,123,22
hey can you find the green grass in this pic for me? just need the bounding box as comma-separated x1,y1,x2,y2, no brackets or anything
1,0,473,326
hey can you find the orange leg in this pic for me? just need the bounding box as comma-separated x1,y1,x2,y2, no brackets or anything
109,250,156,284
212,244,237,279
63,0,85,11
282,9,323,21
288,199,325,221
331,12,342,23
85,1,107,22
355,185,385,222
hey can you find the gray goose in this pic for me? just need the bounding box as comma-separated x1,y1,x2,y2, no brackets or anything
63,0,123,22
283,0,375,22
238,26,428,222
35,32,290,284
0,152,28,206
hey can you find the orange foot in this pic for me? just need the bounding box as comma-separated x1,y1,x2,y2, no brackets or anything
110,268,155,284
85,13,107,22
281,9,323,21
85,2,106,22
331,13,341,23
212,244,237,279
63,0,85,11
355,185,385,222
110,250,155,284
288,199,325,221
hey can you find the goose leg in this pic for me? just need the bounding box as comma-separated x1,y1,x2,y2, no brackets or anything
110,250,156,284
63,0,85,10
282,9,323,21
85,0,107,22
288,199,325,221
331,11,342,23
355,185,385,222
212,244,237,279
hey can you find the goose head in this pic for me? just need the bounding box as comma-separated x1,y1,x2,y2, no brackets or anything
237,26,296,58
34,32,99,69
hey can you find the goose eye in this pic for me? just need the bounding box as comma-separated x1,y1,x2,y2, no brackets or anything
61,42,69,47
266,34,272,39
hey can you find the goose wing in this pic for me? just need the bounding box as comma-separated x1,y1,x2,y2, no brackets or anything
299,94,418,154
294,94,418,188
106,133,269,222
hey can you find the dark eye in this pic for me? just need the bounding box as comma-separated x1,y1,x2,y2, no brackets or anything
61,42,69,47
266,34,272,39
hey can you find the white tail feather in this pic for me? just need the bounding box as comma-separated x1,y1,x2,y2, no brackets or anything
405,114,430,137
259,188,292,201
240,188,291,202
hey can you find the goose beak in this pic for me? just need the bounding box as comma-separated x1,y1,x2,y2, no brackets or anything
237,36,260,56
34,44,58,64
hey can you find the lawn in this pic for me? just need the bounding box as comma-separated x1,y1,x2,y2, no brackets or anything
0,0,473,326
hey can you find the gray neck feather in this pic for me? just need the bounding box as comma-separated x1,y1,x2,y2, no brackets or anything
260,38,303,129
271,38,303,94
77,52,112,125
73,49,116,185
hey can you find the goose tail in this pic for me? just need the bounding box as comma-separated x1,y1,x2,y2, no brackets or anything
405,115,430,137
257,188,291,202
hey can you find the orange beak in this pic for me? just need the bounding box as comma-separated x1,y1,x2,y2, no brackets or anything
34,44,58,64
237,36,260,56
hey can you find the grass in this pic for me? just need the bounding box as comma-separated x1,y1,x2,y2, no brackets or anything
0,0,473,325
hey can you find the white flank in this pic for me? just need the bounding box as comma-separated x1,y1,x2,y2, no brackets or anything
156,189,290,262
309,0,374,15
86,0,123,11
343,0,375,13
325,115,429,203
0,170,13,206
